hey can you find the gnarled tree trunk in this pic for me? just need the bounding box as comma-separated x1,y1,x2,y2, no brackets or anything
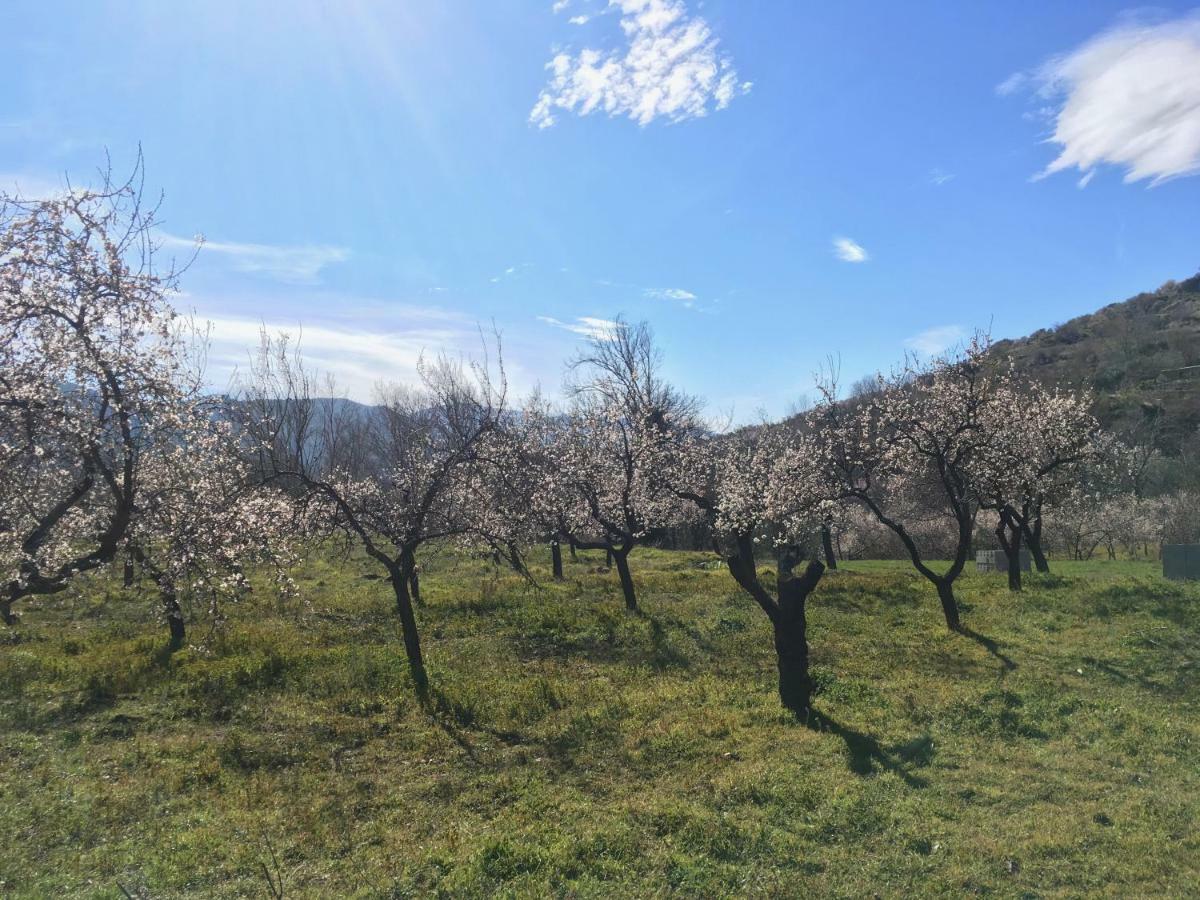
722,539,826,716
774,559,824,714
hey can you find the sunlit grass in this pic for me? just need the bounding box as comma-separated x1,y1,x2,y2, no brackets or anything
1,548,1197,896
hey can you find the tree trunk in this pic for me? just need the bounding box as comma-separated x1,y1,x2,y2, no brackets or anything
1,599,16,626
550,540,564,580
1006,526,1023,592
996,514,1023,592
605,546,614,568
391,564,428,694
820,525,837,570
1026,531,1049,573
612,548,638,612
774,617,811,715
506,543,524,574
164,593,186,652
1024,514,1050,573
408,568,422,606
568,539,578,561
774,559,824,715
123,552,136,588
935,579,962,632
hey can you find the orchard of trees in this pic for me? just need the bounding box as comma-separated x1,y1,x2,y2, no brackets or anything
4,172,1196,718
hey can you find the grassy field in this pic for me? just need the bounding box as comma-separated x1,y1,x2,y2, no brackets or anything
1,547,1198,897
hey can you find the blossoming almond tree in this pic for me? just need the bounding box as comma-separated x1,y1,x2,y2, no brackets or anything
975,377,1100,590
241,331,506,695
124,414,299,650
0,166,202,626
474,391,575,581
670,425,833,715
545,319,702,612
810,339,1010,632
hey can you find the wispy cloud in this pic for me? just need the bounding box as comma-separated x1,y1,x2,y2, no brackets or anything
490,263,533,284
994,72,1028,97
929,167,955,186
530,0,751,128
904,325,966,355
569,14,590,25
537,315,620,340
0,171,73,200
644,286,697,306
159,232,349,284
198,304,527,400
1004,13,1200,186
832,236,869,263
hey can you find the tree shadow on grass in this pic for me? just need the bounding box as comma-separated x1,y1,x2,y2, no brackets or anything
418,685,485,763
959,626,1017,675
1083,649,1196,698
638,612,696,670
818,580,927,615
639,609,724,659
513,609,695,671
804,711,931,789
420,684,544,766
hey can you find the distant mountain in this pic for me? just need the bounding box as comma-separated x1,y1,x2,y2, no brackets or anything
992,273,1200,452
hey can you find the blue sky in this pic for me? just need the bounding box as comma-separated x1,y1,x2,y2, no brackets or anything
3,1,1199,417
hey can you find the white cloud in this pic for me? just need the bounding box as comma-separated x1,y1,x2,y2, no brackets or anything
552,0,571,12
159,232,349,284
644,286,697,305
198,308,529,401
537,315,620,340
994,72,1028,97
530,0,750,128
904,325,966,356
569,15,590,25
0,171,74,200
929,167,955,186
1013,14,1200,186
832,237,869,263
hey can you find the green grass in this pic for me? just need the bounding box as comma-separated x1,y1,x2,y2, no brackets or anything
2,548,1198,897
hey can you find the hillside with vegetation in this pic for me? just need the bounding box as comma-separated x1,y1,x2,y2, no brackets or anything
992,273,1200,453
